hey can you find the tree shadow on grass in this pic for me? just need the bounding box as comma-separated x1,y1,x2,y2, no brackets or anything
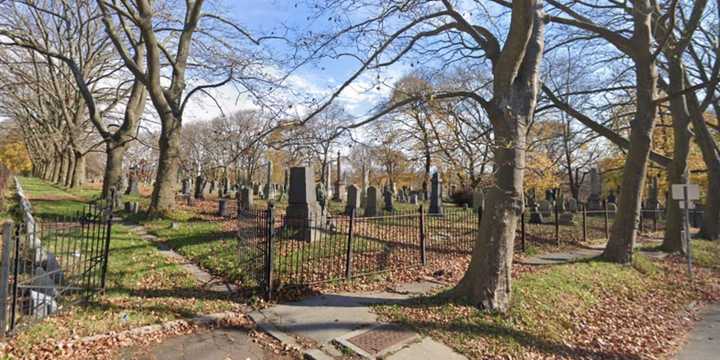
387,291,642,359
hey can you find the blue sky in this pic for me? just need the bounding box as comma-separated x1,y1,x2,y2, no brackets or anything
184,0,408,122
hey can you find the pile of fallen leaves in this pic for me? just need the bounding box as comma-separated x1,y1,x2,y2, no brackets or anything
375,254,720,359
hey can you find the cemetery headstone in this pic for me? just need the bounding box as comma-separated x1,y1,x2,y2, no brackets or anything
181,179,190,195
559,211,575,225
383,186,394,212
429,172,443,215
286,166,325,241
125,168,140,195
218,198,229,217
567,198,578,213
529,205,544,224
410,193,418,205
647,176,659,210
240,187,253,210
316,183,327,216
332,152,343,201
539,200,552,218
587,167,603,210
360,164,368,208
365,186,379,217
345,184,360,215
264,161,274,200
194,176,206,199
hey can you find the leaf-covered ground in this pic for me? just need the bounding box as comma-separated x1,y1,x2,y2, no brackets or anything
1,178,244,359
374,254,720,359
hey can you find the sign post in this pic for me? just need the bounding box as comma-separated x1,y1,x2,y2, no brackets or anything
671,182,700,281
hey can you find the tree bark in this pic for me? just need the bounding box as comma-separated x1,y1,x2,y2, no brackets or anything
686,89,720,240
452,0,544,311
64,150,75,188
72,152,85,188
453,109,527,311
662,59,691,252
149,123,182,214
102,140,127,197
603,1,657,263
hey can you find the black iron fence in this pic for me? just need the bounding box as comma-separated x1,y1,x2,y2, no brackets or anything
237,200,691,299
0,194,114,336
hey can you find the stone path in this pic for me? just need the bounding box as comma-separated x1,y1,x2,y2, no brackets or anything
519,247,603,265
127,223,235,293
519,243,668,266
676,304,720,360
119,326,273,360
250,280,466,359
118,223,273,359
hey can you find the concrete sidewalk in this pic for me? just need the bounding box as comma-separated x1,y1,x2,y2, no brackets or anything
249,281,466,359
677,304,720,360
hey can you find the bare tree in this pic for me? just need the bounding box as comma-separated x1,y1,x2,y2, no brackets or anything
96,0,273,214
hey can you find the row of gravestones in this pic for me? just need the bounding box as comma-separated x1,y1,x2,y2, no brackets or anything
528,195,619,225
13,178,62,318
267,167,491,242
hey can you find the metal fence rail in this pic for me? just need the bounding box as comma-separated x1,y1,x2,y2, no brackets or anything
0,182,114,336
237,200,689,299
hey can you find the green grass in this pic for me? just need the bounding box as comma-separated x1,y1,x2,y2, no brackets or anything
375,258,671,358
144,219,243,282
7,178,237,355
692,239,720,270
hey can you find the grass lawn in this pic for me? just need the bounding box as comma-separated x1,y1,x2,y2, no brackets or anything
4,178,238,356
375,254,720,359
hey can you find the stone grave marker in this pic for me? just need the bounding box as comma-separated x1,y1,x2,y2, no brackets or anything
345,184,360,216
429,172,443,215
365,186,379,217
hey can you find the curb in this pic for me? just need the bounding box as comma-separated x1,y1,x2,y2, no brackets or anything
56,311,241,347
248,309,338,360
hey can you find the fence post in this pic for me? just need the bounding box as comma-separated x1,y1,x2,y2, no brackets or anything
419,205,426,265
345,208,355,280
604,200,609,240
100,196,115,291
555,201,560,246
0,222,13,335
653,208,658,232
582,204,587,243
265,204,275,301
639,205,644,234
10,225,20,331
521,209,526,253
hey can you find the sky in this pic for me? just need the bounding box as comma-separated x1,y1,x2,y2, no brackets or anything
183,0,409,123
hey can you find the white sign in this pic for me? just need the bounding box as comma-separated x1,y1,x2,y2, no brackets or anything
672,184,700,201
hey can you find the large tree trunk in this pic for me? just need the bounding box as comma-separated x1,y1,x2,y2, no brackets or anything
452,112,526,311
662,60,691,252
57,151,68,185
64,150,76,188
687,91,720,240
603,2,657,263
102,140,127,198
149,121,181,215
72,153,85,188
452,0,544,311
49,157,59,182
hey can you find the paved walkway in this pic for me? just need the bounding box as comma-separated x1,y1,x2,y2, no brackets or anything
118,326,275,360
250,280,466,359
519,244,668,266
677,304,720,360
